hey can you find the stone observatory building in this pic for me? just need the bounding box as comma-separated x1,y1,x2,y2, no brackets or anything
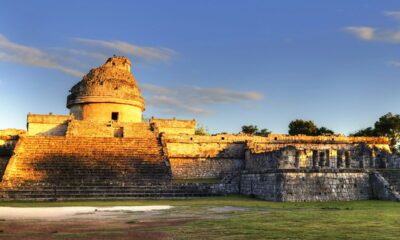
1,56,400,201
67,56,145,123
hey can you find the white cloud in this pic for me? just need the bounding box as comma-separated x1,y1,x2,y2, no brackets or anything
344,27,375,40
0,34,177,77
142,83,263,116
344,11,400,43
384,11,400,20
387,61,400,67
0,34,83,77
73,38,176,62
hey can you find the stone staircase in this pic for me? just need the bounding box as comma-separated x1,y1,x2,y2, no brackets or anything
0,126,227,200
0,183,221,200
1,135,171,186
376,169,400,193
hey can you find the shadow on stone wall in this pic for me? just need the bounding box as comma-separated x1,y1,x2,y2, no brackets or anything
5,152,171,187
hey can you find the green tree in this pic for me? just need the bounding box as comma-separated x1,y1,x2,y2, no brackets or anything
288,119,319,136
241,125,271,136
255,128,271,137
241,125,258,135
317,127,335,135
350,127,377,137
195,125,209,136
374,112,400,152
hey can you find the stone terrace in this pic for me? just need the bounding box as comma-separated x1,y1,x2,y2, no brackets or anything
1,136,171,186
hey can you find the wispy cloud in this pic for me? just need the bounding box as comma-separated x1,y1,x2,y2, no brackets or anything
142,83,263,116
0,34,84,77
384,11,400,20
344,11,400,43
344,27,375,40
73,38,176,62
387,61,400,67
0,34,176,77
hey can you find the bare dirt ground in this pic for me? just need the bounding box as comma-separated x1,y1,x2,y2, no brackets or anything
0,206,248,239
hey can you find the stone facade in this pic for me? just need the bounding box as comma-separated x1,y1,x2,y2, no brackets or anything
150,118,196,135
67,56,145,122
27,114,72,136
1,56,400,201
240,170,371,202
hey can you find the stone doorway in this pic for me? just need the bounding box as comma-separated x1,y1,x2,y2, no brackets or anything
114,127,124,137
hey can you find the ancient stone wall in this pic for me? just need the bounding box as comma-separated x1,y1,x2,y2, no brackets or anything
0,156,9,181
67,56,145,123
1,136,170,186
370,172,400,201
240,172,282,201
240,169,371,202
246,142,393,170
163,134,247,179
0,129,24,156
27,114,71,136
66,120,112,137
376,170,400,193
66,120,155,138
151,118,196,135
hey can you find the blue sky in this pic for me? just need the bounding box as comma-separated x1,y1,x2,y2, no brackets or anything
1,0,400,134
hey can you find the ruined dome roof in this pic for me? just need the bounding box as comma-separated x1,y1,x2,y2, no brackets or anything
66,56,145,110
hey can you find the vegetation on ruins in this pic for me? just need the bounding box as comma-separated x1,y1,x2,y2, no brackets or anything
288,119,334,136
351,112,400,152
351,127,377,137
241,125,271,136
195,125,209,135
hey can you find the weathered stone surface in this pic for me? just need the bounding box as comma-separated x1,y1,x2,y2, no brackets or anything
67,56,145,122
2,56,400,201
1,135,171,186
370,171,400,201
241,169,371,202
27,114,71,136
151,118,196,135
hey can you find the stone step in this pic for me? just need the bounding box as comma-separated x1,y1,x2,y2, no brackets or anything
2,135,171,187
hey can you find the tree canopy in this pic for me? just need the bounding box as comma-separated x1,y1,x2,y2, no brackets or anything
241,125,271,136
195,125,209,136
350,112,400,152
288,119,334,136
350,127,377,137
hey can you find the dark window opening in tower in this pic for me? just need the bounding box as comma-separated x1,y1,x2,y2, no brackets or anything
112,112,119,121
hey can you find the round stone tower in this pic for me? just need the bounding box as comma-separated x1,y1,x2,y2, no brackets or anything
66,56,145,122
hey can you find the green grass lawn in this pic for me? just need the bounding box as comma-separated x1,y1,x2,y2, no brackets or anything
0,196,399,239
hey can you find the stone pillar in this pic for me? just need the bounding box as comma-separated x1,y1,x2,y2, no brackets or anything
370,150,376,168
294,151,300,168
345,151,351,168
329,149,337,168
305,150,313,168
312,150,319,168
337,150,345,168
325,150,330,168
297,150,307,168
319,151,325,168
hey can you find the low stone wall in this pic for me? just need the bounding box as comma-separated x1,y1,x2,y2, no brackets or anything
169,158,243,179
164,135,246,179
66,120,112,137
151,118,196,135
66,121,155,138
27,114,71,136
240,172,282,201
240,169,371,202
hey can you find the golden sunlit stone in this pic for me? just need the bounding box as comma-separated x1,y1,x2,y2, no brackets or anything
0,56,398,202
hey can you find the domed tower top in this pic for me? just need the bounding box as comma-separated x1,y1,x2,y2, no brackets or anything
67,56,145,122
